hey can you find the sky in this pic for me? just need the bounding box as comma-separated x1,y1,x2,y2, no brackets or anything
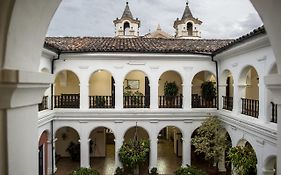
47,0,263,39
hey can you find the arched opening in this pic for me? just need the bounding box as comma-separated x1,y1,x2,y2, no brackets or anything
55,127,80,174
38,131,49,175
268,63,278,123
89,127,115,174
158,71,183,108
123,70,150,108
264,156,277,175
239,66,259,118
54,70,80,108
192,71,217,108
186,22,193,36
123,22,130,35
221,70,234,111
89,70,115,108
191,127,232,173
157,126,182,174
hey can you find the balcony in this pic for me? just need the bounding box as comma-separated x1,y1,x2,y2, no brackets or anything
192,94,217,108
222,96,233,111
123,96,150,108
38,96,48,111
159,95,183,108
89,96,114,108
54,94,80,108
241,98,259,118
271,102,278,123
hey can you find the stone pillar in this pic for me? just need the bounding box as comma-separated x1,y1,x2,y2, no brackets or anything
79,82,89,109
219,84,227,110
149,137,158,170
115,136,123,168
52,138,58,173
218,150,227,172
79,135,90,168
236,84,247,114
183,67,193,110
258,76,267,122
115,80,123,110
182,136,191,166
150,76,159,109
47,140,53,174
0,69,53,175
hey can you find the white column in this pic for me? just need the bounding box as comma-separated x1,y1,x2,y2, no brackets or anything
149,136,158,170
150,76,158,109
52,138,58,173
79,136,90,168
218,150,226,172
219,84,227,110
47,140,53,174
183,67,193,110
114,136,123,168
0,69,52,175
258,77,267,122
182,136,191,166
236,84,247,114
79,82,89,109
115,80,123,110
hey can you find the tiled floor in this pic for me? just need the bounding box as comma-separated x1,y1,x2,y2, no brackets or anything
55,140,231,175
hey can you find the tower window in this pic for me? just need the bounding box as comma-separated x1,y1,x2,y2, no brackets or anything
124,22,130,35
186,22,193,36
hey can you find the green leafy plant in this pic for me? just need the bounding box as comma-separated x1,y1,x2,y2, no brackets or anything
69,167,100,175
119,139,150,173
96,96,105,107
191,116,228,167
227,146,257,175
201,81,216,101
164,81,179,97
114,167,124,175
149,167,159,175
175,165,207,175
66,142,80,161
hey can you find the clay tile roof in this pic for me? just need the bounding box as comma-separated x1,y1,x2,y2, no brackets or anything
44,37,233,55
213,26,266,55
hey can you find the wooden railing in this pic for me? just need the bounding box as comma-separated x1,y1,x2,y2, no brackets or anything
222,96,233,111
123,96,150,108
271,102,277,123
158,96,183,108
241,98,259,118
192,94,217,108
89,96,114,108
54,94,80,108
38,96,48,111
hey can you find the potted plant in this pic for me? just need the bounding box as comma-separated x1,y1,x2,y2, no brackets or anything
191,116,228,174
201,81,216,107
164,81,179,106
119,139,150,174
96,96,105,108
175,165,207,175
69,167,100,175
227,146,257,175
66,142,80,161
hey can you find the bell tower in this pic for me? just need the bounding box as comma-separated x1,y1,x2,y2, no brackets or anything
174,1,202,39
113,2,140,38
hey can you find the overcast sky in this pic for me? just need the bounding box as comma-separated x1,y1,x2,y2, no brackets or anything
47,0,263,39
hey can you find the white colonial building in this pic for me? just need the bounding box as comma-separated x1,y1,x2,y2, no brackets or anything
1,1,281,175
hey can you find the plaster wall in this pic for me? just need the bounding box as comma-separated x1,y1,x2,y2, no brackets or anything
55,71,80,95
89,71,112,96
124,70,146,95
158,71,183,96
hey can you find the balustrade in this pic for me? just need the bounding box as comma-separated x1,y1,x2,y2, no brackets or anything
54,94,80,108
89,96,114,108
158,96,183,108
222,96,233,111
192,94,217,108
123,96,150,108
38,96,48,111
241,98,259,118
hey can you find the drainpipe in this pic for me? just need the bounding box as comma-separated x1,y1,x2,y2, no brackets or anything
211,55,219,110
51,52,60,175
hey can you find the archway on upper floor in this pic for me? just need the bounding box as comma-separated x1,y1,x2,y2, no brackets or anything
158,71,183,108
38,130,49,175
239,66,259,118
89,70,115,109
123,70,150,108
191,71,217,108
157,126,182,175
89,127,115,175
267,63,278,123
186,22,193,36
221,70,234,111
236,139,258,175
124,22,130,35
55,127,80,174
190,127,232,174
264,156,277,175
54,70,80,108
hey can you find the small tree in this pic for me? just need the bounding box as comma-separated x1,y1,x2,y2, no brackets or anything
191,116,227,167
201,81,216,101
227,146,257,175
69,167,100,175
164,81,179,97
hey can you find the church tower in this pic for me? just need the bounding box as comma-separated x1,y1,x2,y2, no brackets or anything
174,1,202,39
113,2,140,38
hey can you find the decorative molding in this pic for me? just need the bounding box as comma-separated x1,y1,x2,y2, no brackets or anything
114,120,123,123
150,66,159,70
150,120,159,123
114,65,124,69
78,66,89,69
128,61,146,65
257,56,267,62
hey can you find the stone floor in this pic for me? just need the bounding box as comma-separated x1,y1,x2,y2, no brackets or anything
55,140,231,175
